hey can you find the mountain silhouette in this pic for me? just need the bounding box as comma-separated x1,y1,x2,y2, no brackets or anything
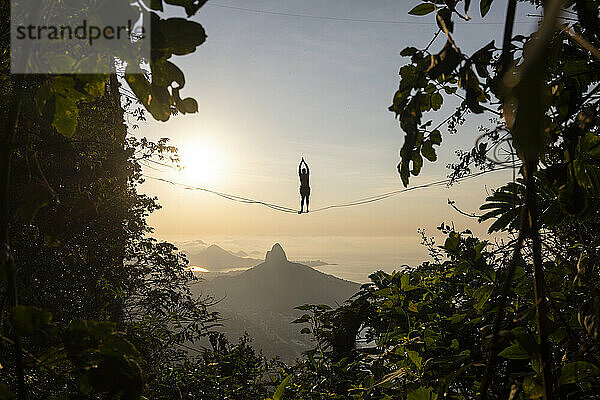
206,243,358,314
193,243,360,360
185,244,262,272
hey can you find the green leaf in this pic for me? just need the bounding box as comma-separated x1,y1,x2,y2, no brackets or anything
429,130,442,145
498,344,530,360
273,374,291,400
0,383,15,400
480,0,494,18
412,151,423,175
473,285,493,311
578,296,600,339
10,305,52,335
53,96,79,137
522,377,543,399
73,55,107,74
407,350,423,370
407,386,432,400
153,16,207,57
559,179,588,216
101,335,140,358
447,313,466,324
400,273,410,290
82,76,107,98
464,0,472,14
427,41,461,79
150,0,163,11
408,3,436,16
152,59,185,88
430,93,443,110
164,0,208,17
559,361,600,385
581,132,600,157
444,233,459,251
177,97,198,114
291,314,311,324
421,140,437,161
408,301,418,313
401,47,419,57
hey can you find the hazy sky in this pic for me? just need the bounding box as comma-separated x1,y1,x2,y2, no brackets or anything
136,1,538,268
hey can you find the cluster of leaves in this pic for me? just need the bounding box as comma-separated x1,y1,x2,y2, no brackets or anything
0,72,223,398
390,0,503,186
2,0,207,140
391,0,600,218
1,308,145,399
146,333,283,400
275,226,600,399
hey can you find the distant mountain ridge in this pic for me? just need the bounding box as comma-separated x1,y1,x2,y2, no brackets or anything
185,244,262,272
193,243,360,361
208,243,358,314
184,243,336,273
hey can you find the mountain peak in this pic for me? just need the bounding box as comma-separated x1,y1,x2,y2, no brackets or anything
265,243,287,263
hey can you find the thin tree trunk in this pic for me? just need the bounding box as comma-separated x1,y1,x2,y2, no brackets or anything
479,232,525,399
479,2,519,397
2,75,25,400
523,160,555,400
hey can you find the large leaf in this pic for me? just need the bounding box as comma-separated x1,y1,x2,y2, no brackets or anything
479,0,494,18
10,305,52,335
152,15,207,58
408,3,436,16
498,344,530,360
559,361,600,385
273,374,292,400
407,387,433,400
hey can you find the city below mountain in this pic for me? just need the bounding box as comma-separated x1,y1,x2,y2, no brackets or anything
191,243,360,361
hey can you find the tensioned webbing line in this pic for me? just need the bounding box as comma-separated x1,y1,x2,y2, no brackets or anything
144,176,299,213
143,166,513,214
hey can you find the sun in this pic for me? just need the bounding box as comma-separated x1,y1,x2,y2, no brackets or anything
176,142,225,187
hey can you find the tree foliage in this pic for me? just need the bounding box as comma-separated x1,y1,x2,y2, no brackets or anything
279,225,600,398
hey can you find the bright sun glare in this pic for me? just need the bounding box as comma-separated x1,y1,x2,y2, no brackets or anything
185,266,210,273
177,142,225,187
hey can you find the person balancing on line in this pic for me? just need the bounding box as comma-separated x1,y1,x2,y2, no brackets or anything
298,157,310,214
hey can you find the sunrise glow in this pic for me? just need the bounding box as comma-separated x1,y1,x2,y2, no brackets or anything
177,140,225,187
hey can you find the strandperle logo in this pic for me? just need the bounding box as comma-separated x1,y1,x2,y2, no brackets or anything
14,20,145,46
11,0,150,74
